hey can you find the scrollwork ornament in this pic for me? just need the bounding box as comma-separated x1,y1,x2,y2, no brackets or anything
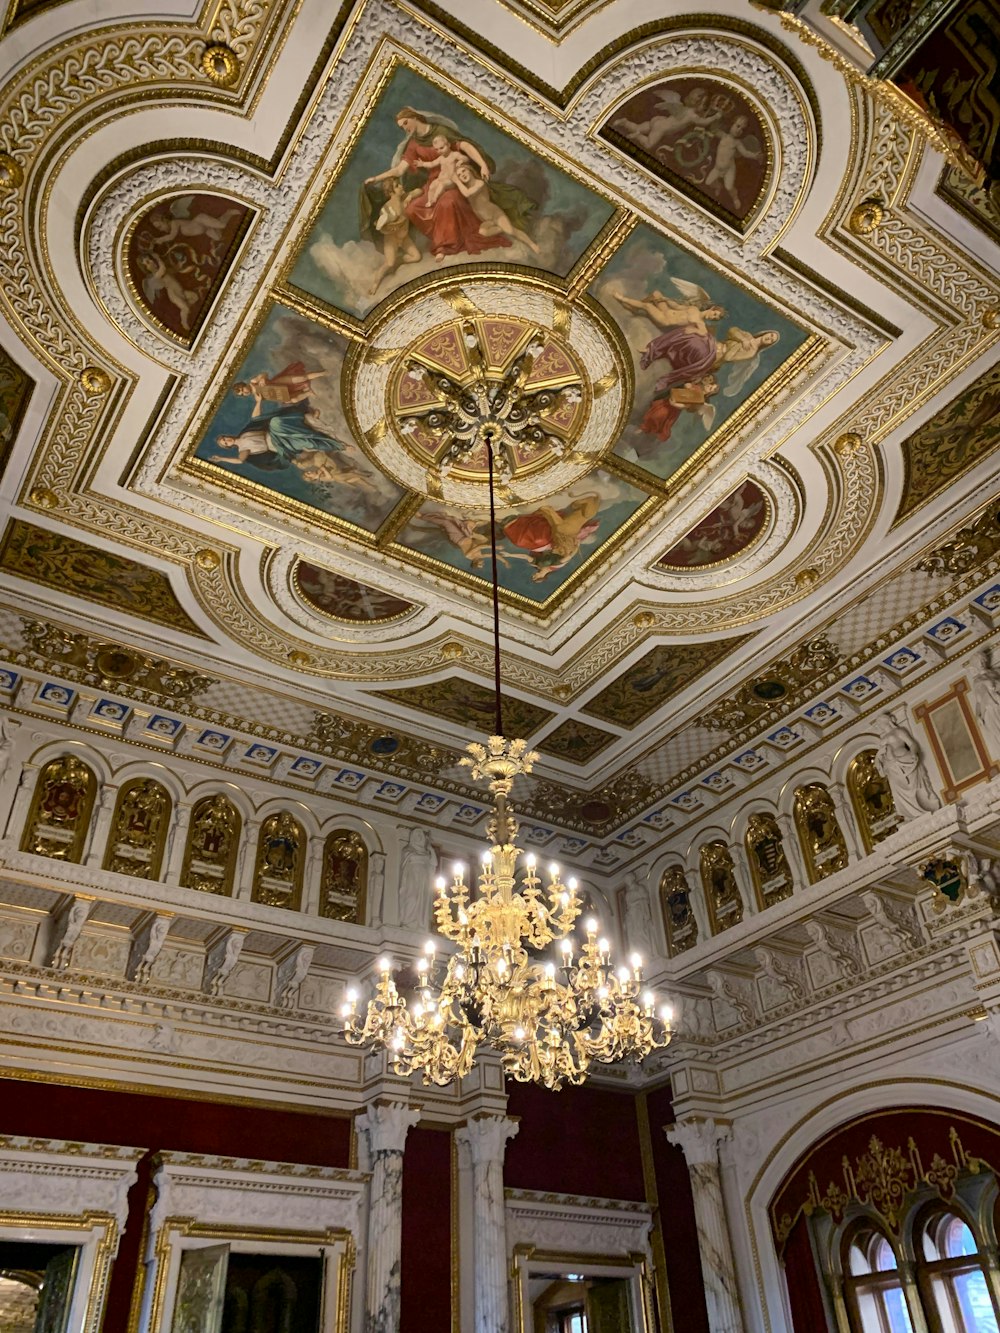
201,43,240,86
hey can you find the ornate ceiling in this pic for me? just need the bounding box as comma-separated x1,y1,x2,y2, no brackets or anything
0,0,996,852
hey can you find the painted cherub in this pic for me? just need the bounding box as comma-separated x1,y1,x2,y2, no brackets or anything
613,86,721,154
369,178,422,294
424,133,473,205
150,202,241,248
615,277,726,335
137,253,199,329
454,163,540,253
703,114,763,213
232,363,328,413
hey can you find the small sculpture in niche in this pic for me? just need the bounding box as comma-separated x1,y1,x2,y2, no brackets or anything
103,777,171,879
252,811,304,910
971,647,1000,760
699,840,743,933
621,867,654,954
744,812,793,909
21,755,97,862
320,830,368,923
848,748,900,852
873,710,940,820
397,827,437,931
793,783,848,882
659,865,698,955
180,792,240,895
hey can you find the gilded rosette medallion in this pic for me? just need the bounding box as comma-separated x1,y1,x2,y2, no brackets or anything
346,277,630,508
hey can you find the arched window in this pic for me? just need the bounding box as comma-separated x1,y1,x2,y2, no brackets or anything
21,756,97,863
916,1210,1000,1333
842,1224,913,1333
320,830,368,923
103,778,171,879
180,794,241,896
252,812,305,911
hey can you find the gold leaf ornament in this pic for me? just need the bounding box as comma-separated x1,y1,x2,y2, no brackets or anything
201,43,240,86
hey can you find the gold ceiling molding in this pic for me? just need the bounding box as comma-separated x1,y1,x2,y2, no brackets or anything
17,619,216,701
823,92,999,450
701,634,841,733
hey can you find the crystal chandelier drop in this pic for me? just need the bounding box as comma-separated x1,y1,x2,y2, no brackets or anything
342,376,673,1089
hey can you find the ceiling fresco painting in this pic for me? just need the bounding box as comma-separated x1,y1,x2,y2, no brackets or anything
287,64,617,321
0,522,206,638
938,164,1000,243
894,360,1000,524
371,677,554,738
0,0,995,862
537,718,618,763
657,480,769,569
583,635,755,727
591,224,809,482
126,193,252,343
292,563,418,623
601,77,771,227
193,304,406,534
394,470,651,603
0,343,32,480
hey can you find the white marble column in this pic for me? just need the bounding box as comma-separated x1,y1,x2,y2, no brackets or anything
456,1114,518,1333
665,1117,745,1333
357,1100,421,1333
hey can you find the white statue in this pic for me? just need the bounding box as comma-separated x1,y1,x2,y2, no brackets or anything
873,710,939,820
971,648,1000,761
397,828,437,932
0,716,17,780
368,851,386,927
49,898,91,970
131,915,170,984
277,944,314,1008
622,869,654,955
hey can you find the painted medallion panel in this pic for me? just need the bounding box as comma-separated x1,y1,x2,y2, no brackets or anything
601,78,770,225
537,718,617,763
657,480,768,569
395,471,650,605
293,562,417,622
0,344,34,478
192,305,405,535
894,360,1000,523
0,520,206,636
127,193,251,342
591,224,807,484
371,677,554,737
583,633,754,726
288,65,617,320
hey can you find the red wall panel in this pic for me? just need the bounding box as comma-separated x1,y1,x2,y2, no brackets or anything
0,1077,352,1333
646,1083,710,1333
400,1124,453,1333
504,1080,646,1202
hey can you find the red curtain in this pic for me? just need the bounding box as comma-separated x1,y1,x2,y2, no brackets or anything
782,1214,829,1332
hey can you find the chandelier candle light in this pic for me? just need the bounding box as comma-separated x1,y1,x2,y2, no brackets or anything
341,355,673,1088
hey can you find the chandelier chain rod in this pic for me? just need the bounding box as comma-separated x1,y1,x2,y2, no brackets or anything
485,427,504,741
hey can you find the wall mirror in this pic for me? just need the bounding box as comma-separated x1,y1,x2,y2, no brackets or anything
0,1239,81,1333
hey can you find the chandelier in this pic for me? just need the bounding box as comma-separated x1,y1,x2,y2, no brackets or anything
342,381,673,1088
